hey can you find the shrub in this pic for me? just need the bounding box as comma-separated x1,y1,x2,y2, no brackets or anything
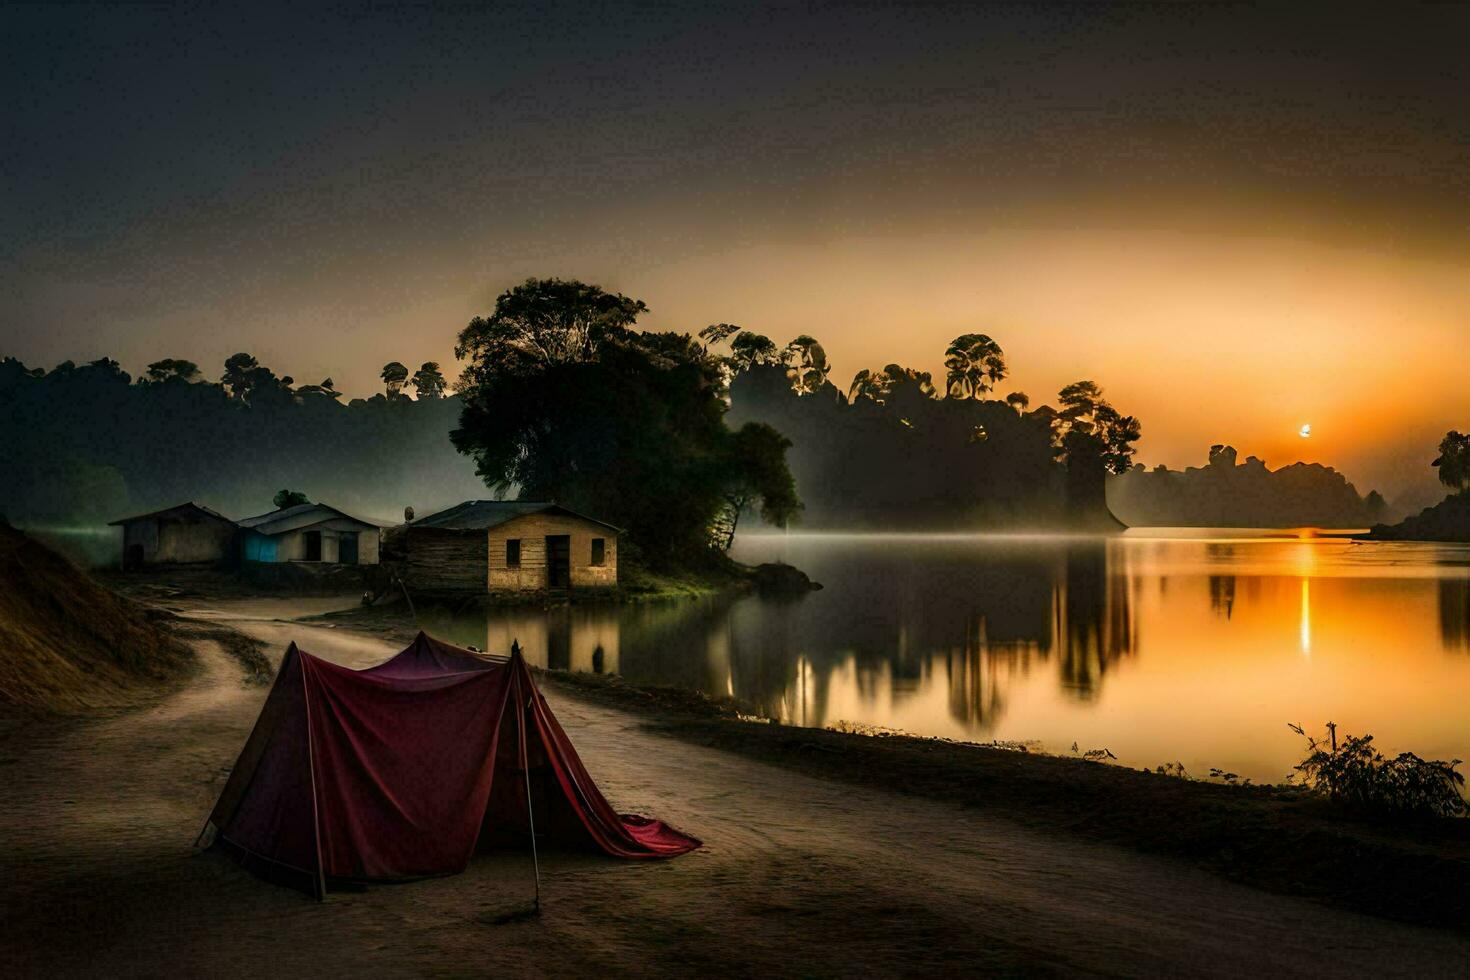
1290,723,1468,819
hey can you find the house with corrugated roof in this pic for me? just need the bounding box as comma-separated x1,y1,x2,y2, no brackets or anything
403,501,618,593
109,501,238,569
237,502,382,566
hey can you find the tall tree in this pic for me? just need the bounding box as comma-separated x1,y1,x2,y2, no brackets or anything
729,331,782,373
454,277,646,383
711,422,801,549
381,361,410,398
1433,430,1470,495
1053,380,1141,475
1005,391,1030,413
944,333,1007,399
412,361,447,399
848,364,936,405
452,279,798,563
783,335,831,395
144,358,201,384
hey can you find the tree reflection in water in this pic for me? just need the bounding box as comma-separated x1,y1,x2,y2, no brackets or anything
1440,578,1470,651
424,536,1138,735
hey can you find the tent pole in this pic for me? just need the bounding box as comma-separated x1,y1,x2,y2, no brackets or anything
517,667,542,913
300,657,330,903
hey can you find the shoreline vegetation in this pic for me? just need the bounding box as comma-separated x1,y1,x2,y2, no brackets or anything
305,598,1470,933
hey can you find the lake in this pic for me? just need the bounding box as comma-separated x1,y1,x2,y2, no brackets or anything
420,529,1470,783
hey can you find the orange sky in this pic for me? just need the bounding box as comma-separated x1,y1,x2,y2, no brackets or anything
7,4,1469,503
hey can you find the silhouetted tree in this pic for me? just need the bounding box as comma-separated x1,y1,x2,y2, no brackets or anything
783,335,830,395
712,422,801,549
412,362,446,399
273,489,310,509
1005,391,1029,413
451,278,799,564
729,331,782,373
1433,430,1470,495
381,361,409,399
144,359,201,384
455,277,647,382
222,353,260,399
296,377,342,400
848,364,936,405
944,333,1007,399
698,322,741,351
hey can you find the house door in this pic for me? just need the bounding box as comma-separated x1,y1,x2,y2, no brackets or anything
339,532,359,565
124,544,144,571
545,535,571,589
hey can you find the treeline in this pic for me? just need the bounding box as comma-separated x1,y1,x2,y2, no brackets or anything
1108,445,1386,528
717,329,1141,530
0,355,485,526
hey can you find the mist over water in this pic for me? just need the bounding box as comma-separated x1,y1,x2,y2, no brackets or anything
426,529,1470,783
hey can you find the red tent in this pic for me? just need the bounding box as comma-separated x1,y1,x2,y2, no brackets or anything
202,632,699,897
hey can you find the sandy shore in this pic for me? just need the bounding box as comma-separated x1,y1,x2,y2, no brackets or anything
5,597,1470,977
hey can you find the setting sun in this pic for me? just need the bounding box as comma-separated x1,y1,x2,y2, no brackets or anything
1300,424,1312,438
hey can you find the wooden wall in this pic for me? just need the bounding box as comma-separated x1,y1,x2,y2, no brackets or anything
405,528,488,591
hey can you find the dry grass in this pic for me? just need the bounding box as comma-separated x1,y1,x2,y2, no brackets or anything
0,524,195,714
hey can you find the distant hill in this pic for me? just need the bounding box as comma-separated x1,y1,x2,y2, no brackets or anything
1368,492,1470,542
1108,446,1385,528
0,524,193,714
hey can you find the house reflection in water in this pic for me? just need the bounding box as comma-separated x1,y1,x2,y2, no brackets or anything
416,537,1137,738
418,604,622,674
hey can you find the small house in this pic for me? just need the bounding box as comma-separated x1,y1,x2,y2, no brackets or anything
405,501,618,594
110,502,238,568
237,502,381,565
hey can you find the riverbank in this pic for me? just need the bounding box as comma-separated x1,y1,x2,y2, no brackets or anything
306,599,1470,931
7,601,1470,976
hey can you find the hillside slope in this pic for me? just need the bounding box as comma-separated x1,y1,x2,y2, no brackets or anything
0,524,193,713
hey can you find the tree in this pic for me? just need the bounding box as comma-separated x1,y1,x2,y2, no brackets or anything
847,364,935,405
381,361,409,398
454,277,647,384
783,335,830,395
144,358,201,384
698,322,741,352
412,361,447,399
728,331,783,373
296,377,342,400
222,353,260,399
711,422,802,549
1433,430,1470,495
944,333,1007,399
1005,391,1030,413
451,279,799,564
1053,380,1141,475
273,489,310,509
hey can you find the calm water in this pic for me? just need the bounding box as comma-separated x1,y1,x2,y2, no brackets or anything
420,530,1470,783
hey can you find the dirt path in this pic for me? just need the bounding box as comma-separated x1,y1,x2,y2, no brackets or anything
5,605,1470,977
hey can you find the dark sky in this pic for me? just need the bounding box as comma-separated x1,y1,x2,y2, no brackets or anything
4,2,1469,496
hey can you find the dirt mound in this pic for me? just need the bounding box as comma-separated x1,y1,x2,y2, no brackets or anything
0,524,194,714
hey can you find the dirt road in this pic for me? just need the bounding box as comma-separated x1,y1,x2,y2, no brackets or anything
4,602,1469,977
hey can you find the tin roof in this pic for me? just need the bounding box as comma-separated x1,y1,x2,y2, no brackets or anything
108,501,235,527
409,500,621,533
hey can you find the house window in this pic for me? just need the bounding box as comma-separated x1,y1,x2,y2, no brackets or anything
591,538,606,566
304,530,322,562
506,539,521,567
